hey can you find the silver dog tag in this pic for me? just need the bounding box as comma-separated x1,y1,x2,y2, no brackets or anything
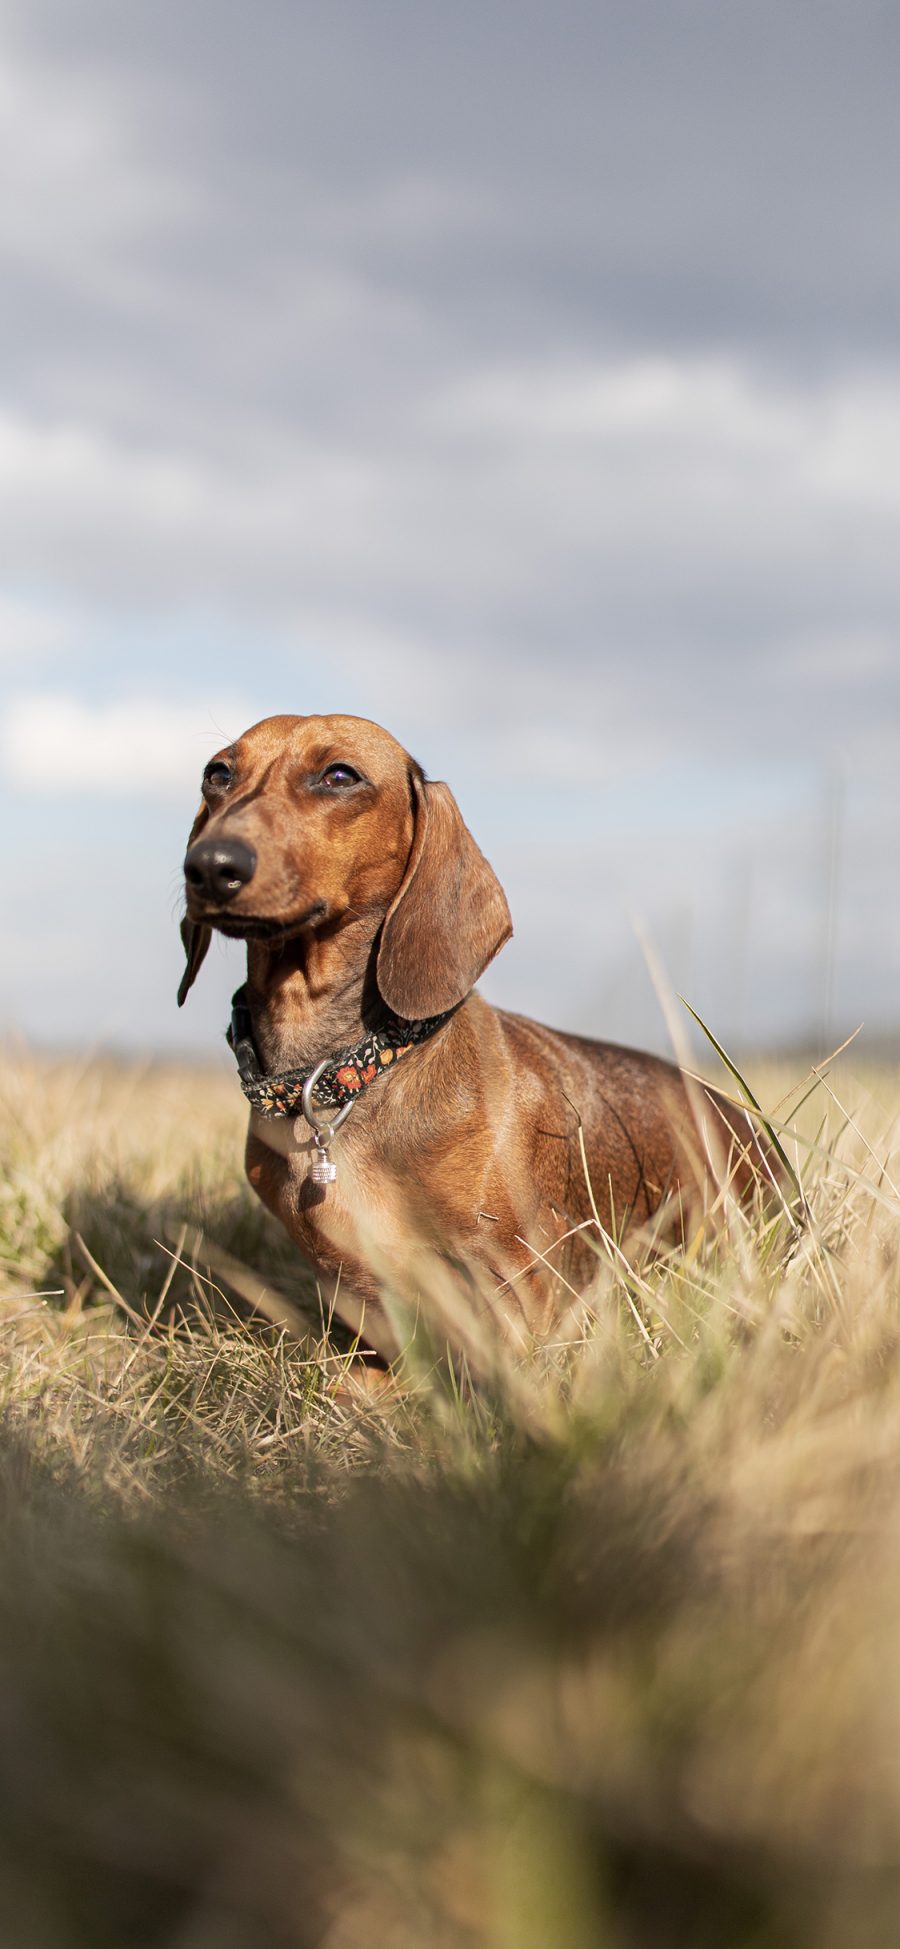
310,1144,337,1186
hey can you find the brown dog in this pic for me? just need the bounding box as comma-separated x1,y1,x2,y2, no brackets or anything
180,714,769,1359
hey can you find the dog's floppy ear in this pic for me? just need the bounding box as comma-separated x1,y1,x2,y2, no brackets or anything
177,916,211,1007
177,801,212,1007
377,772,512,1019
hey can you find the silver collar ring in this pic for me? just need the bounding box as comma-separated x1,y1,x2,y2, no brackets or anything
299,1059,355,1143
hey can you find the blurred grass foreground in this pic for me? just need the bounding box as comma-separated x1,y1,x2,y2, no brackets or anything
4,1047,900,1946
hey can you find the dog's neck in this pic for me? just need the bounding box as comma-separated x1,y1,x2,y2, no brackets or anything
244,914,385,1074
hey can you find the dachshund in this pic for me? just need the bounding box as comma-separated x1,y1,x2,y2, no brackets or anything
179,714,772,1361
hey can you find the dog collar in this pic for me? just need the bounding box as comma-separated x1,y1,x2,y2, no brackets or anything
227,985,454,1122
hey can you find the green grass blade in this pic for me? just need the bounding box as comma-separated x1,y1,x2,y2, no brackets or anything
679,996,804,1208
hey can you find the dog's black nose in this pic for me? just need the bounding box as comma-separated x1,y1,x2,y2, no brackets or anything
184,836,257,904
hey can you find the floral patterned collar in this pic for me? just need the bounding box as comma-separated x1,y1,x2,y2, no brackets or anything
227,985,455,1121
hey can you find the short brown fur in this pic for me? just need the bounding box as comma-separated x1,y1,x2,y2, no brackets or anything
180,714,771,1359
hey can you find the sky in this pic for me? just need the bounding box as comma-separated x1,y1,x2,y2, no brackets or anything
2,0,899,1063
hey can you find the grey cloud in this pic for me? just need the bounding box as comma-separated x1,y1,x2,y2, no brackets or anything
6,0,900,453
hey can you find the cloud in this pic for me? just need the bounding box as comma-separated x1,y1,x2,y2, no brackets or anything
1,692,256,798
773,629,897,686
4,356,900,641
0,594,78,660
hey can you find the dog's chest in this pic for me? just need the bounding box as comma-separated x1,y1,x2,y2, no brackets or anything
250,1109,410,1273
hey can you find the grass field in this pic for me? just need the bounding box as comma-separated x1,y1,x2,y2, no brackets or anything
3,1041,900,1946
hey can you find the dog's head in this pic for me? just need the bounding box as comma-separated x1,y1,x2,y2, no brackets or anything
178,713,512,1017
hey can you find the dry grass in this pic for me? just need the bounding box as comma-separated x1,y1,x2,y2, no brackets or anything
3,1043,900,1945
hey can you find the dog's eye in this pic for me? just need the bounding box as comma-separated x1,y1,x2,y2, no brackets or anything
320,764,361,789
202,761,233,794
